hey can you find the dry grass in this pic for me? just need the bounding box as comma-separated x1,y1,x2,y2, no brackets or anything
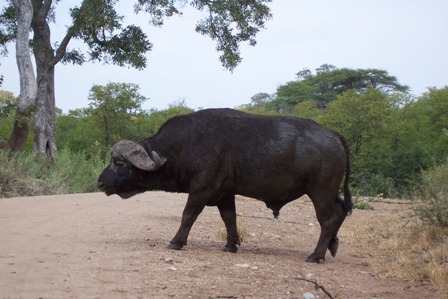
215,216,250,243
346,208,448,298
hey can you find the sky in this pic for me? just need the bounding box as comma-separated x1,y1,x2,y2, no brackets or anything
1,1,447,113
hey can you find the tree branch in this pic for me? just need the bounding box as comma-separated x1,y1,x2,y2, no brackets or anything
296,277,335,299
50,27,75,68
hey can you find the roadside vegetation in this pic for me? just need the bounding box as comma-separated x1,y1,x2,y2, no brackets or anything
1,65,447,295
0,149,105,197
350,159,448,297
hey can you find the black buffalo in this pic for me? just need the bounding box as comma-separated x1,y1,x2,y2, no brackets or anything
97,108,352,263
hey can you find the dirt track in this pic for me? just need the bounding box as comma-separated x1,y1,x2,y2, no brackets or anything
0,192,436,298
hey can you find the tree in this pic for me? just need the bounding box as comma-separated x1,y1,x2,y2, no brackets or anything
86,82,148,149
316,88,399,195
273,65,409,112
7,0,37,152
237,92,278,114
406,87,448,163
0,0,272,158
319,88,393,156
0,90,16,149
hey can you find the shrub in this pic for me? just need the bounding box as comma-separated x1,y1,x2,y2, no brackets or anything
0,149,106,198
0,151,50,197
353,173,396,198
414,160,448,228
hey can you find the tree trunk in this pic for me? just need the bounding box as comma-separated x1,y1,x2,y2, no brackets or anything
33,67,57,158
7,0,37,152
32,1,57,159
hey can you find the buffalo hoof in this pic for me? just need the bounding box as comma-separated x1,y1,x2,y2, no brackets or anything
167,242,184,250
222,245,238,253
306,254,325,263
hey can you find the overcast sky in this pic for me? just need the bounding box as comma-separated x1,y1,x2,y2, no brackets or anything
1,1,447,113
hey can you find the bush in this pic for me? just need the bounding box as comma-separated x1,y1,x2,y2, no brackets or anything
0,149,106,198
415,159,448,228
353,173,396,198
0,151,50,197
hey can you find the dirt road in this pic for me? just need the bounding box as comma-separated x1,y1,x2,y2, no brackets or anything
0,192,436,298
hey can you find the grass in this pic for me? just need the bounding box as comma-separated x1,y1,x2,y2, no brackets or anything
346,160,448,297
215,216,250,243
0,148,106,198
353,196,376,210
346,210,448,298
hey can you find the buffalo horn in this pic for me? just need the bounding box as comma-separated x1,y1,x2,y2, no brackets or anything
151,151,167,169
112,140,166,171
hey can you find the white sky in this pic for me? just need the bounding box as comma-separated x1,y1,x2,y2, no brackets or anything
1,1,447,113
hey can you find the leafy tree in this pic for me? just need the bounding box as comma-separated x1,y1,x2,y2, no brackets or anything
403,87,448,166
315,88,401,195
273,65,409,112
57,93,195,155
86,82,148,148
57,82,149,156
237,92,278,115
56,109,96,154
319,88,393,156
291,100,321,120
146,104,194,135
0,0,272,157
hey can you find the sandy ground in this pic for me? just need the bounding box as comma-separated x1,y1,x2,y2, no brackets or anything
0,192,437,299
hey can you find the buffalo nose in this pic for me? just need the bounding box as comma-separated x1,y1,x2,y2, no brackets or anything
97,181,105,190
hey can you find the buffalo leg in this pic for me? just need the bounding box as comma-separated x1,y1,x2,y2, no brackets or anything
217,195,240,253
328,196,348,257
307,193,346,263
168,194,206,250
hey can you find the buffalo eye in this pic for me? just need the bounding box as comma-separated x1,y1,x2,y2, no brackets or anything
112,159,128,177
114,159,126,168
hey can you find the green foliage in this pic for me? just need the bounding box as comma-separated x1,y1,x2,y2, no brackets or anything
70,0,152,69
87,82,148,145
0,148,105,197
192,0,272,70
407,87,448,162
0,90,17,117
415,159,448,228
319,88,392,155
291,100,321,120
353,197,374,210
237,92,278,115
2,0,271,71
0,5,15,54
56,83,195,159
0,90,17,145
135,0,272,70
354,174,396,198
146,104,195,134
57,82,152,156
273,65,409,112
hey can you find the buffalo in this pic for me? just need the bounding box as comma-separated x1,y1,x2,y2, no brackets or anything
97,108,352,263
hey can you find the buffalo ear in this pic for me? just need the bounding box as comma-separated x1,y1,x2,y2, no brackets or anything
112,140,166,171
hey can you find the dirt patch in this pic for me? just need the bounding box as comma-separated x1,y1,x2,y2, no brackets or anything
0,192,437,298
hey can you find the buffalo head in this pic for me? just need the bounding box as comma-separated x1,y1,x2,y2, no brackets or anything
97,140,167,199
